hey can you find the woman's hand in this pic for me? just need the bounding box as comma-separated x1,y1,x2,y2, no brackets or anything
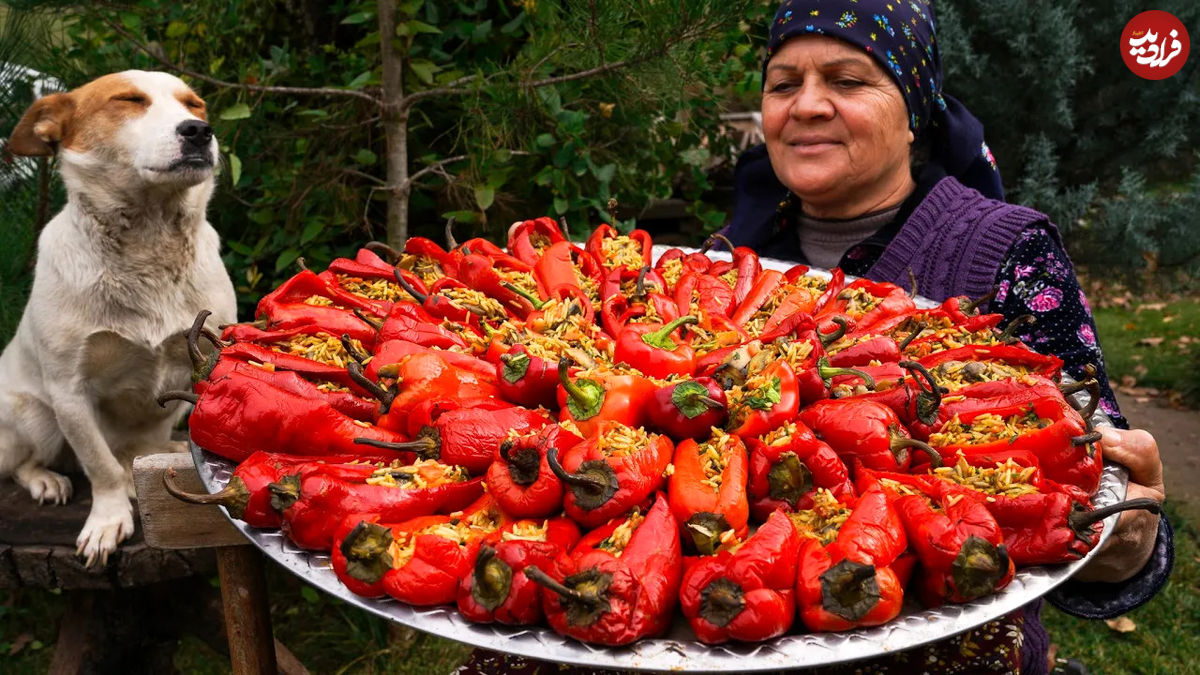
1074,427,1165,583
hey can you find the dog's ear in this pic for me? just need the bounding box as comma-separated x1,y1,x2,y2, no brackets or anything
9,93,74,157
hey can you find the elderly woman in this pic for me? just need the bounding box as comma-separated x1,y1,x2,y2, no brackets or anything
457,1,1170,673
717,0,1172,671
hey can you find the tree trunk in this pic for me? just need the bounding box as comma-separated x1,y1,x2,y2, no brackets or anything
378,0,409,249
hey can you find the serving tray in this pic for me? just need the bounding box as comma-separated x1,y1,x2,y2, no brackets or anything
189,247,1127,672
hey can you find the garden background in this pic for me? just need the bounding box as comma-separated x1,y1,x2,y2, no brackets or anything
0,0,1197,672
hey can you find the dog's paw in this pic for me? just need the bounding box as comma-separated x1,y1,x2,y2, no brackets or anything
16,466,73,505
75,495,134,568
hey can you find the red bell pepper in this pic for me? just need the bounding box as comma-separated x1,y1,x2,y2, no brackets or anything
654,247,712,292
799,398,941,475
357,405,552,475
375,304,470,350
272,459,484,551
398,236,461,285
792,487,907,632
457,517,581,625
585,223,653,272
679,510,801,644
456,252,544,319
556,360,658,438
667,429,749,553
599,289,680,337
918,344,1063,383
524,493,682,646
547,420,674,529
600,264,668,301
196,352,377,422
534,241,604,310
169,365,411,464
646,377,728,441
613,315,700,379
724,360,800,439
335,493,507,605
485,425,583,519
495,344,560,408
674,271,736,318
745,419,855,521
701,234,761,306
161,451,403,529
815,277,916,335
367,351,500,429
507,216,567,266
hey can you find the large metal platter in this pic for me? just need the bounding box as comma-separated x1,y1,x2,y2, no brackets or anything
189,246,1128,672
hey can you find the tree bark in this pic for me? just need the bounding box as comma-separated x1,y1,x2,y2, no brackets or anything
378,0,410,249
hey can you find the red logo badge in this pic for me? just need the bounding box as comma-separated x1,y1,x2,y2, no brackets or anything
1122,10,1189,80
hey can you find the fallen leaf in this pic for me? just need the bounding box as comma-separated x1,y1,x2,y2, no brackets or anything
1137,337,1165,347
8,633,32,656
1179,335,1193,344
1120,374,1138,388
1124,322,1138,331
1105,616,1137,633
1162,315,1176,323
1133,364,1149,378
1136,302,1166,313
1131,353,1143,361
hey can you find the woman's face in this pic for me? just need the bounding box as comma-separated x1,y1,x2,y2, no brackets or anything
762,36,915,219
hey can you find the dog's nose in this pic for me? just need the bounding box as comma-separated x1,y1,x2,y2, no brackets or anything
176,120,213,150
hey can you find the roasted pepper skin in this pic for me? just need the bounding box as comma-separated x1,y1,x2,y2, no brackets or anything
377,304,469,350
668,434,750,550
199,358,377,422
799,398,941,475
556,362,657,438
457,517,581,625
486,425,583,518
495,344,560,408
674,272,736,317
366,405,553,475
551,421,674,529
815,278,916,335
646,378,728,441
612,316,699,379
507,216,567,266
794,487,907,632
726,360,801,440
527,493,682,646
585,224,653,271
679,511,801,644
186,366,410,463
745,423,853,521
275,464,484,551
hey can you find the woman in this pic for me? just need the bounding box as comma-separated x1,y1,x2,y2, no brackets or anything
457,1,1170,673
717,0,1171,671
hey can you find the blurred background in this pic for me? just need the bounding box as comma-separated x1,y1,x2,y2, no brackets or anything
0,1,1196,672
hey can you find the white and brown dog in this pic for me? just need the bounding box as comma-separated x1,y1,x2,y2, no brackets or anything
1,71,236,566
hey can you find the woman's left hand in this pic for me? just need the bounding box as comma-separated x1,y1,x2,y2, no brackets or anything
1074,427,1165,583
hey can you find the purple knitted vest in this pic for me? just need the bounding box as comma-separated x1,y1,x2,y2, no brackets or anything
868,176,1054,304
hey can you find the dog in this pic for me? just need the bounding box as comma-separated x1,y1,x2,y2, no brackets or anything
1,70,236,566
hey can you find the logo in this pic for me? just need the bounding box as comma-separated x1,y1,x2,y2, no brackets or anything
1121,10,1189,80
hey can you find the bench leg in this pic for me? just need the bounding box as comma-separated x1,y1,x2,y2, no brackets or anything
217,545,277,675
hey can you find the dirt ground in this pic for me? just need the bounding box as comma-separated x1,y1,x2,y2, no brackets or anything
1115,391,1200,523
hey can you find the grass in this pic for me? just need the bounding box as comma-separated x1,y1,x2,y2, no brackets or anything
1090,297,1200,404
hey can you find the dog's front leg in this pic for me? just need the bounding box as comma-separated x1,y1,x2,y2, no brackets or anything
48,389,134,567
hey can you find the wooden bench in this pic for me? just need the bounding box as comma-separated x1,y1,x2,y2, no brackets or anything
0,453,304,674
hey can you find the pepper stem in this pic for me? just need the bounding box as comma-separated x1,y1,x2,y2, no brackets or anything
523,565,611,627
470,545,514,612
817,356,877,389
523,565,591,604
1069,497,1162,532
545,448,619,510
964,287,998,314
641,315,700,351
340,334,370,366
951,536,1010,601
634,266,651,298
354,433,440,458
163,470,251,519
364,240,402,263
898,360,945,426
156,390,199,407
347,361,396,413
896,321,927,352
392,269,428,304
444,216,458,249
890,434,943,468
685,512,732,556
499,440,541,486
501,282,547,309
557,358,605,421
353,308,384,331
185,310,222,383
999,314,1036,343
339,521,394,585
699,577,745,628
819,316,849,347
1064,369,1101,421
267,474,301,512
1072,431,1103,446
700,233,735,254
820,559,881,622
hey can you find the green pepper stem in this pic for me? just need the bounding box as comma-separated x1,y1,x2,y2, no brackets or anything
444,216,458,249
501,282,547,309
354,435,439,454
364,240,402,263
392,269,428,304
964,287,998,314
156,390,199,407
898,360,946,426
557,358,593,406
817,356,877,389
642,315,700,351
819,316,849,347
1069,497,1162,531
296,257,310,273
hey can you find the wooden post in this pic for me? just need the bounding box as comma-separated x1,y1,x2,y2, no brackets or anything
217,546,277,675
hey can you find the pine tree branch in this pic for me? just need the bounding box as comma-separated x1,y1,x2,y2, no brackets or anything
402,154,470,190
101,16,382,105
